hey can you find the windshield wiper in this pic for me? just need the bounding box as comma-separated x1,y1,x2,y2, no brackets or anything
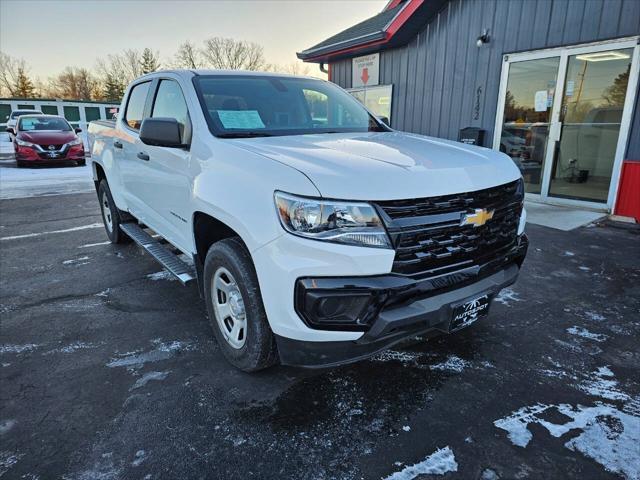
217,132,274,138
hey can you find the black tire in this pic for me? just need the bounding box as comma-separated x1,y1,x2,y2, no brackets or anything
203,237,278,372
77,159,86,166
97,179,131,244
16,161,26,168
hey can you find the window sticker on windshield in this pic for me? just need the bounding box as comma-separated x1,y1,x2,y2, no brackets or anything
217,110,265,129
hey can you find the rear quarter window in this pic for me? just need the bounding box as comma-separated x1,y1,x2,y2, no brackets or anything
124,81,151,130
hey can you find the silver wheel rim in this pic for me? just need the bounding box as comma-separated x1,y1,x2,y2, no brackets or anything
211,267,247,349
101,191,113,233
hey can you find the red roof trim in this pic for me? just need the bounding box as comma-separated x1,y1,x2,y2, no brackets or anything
302,0,424,62
386,0,423,36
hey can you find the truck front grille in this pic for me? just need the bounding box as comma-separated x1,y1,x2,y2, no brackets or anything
374,181,523,277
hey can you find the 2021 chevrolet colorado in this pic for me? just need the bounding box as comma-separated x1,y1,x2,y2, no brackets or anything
88,70,528,372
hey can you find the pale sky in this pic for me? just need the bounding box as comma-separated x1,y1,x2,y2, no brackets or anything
0,0,387,79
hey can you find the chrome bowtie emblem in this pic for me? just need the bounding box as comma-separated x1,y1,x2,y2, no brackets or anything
48,145,56,150
460,208,494,227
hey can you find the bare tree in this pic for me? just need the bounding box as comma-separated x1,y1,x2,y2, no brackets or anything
268,61,312,76
173,41,201,69
200,37,266,71
0,51,27,96
47,67,98,100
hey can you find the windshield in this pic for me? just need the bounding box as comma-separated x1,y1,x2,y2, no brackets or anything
18,116,72,132
193,75,387,137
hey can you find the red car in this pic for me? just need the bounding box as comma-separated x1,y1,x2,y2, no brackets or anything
11,115,85,167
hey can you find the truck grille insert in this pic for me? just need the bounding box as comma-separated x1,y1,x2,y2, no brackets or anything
374,181,523,277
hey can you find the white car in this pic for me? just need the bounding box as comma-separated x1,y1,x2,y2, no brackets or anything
89,70,528,371
6,109,43,134
0,132,15,160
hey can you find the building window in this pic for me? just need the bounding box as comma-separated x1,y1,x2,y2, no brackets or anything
347,85,393,122
0,104,11,123
63,106,80,122
41,105,59,115
17,104,36,110
85,106,101,122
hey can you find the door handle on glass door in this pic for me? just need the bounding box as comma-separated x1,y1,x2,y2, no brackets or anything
137,152,150,161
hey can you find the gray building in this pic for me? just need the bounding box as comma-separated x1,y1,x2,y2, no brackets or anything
299,0,640,219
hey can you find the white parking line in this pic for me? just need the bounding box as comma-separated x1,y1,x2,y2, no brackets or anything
0,223,103,241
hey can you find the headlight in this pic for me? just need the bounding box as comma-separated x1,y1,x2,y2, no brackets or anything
67,137,82,146
16,138,37,147
274,192,391,249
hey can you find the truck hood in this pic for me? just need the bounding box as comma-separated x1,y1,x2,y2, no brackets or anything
229,132,521,200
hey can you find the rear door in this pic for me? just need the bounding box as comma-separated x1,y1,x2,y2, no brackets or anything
129,77,193,251
119,80,153,219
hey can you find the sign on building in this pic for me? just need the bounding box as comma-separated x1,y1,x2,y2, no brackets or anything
352,53,379,88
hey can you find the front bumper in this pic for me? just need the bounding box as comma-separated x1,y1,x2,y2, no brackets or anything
276,234,528,367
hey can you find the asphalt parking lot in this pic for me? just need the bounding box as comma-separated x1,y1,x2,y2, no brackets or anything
1,188,639,479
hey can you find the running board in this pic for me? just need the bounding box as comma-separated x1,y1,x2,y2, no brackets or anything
120,223,196,285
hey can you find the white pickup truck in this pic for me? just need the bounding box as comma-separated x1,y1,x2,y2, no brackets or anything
89,70,528,371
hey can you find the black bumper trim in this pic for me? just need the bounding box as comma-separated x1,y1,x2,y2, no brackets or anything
276,235,528,368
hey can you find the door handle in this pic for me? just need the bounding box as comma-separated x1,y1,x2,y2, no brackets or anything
137,152,150,161
113,140,123,149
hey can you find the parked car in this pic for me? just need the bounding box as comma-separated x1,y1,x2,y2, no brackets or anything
89,70,528,372
12,115,85,167
0,132,15,160
5,109,43,134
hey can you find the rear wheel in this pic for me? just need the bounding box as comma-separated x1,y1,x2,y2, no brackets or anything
98,179,131,244
77,159,86,166
16,161,26,168
203,237,278,372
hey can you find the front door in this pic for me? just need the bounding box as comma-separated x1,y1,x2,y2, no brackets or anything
494,38,639,210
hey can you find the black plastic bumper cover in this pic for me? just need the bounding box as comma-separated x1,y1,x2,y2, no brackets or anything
276,235,528,368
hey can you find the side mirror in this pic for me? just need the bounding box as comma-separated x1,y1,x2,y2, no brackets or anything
75,127,82,133
139,117,183,148
5,127,13,134
378,116,390,126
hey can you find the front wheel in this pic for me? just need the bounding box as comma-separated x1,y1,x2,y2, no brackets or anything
203,237,278,372
97,179,131,244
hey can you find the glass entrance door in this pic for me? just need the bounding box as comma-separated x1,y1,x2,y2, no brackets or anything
548,48,634,202
495,39,639,209
497,57,560,194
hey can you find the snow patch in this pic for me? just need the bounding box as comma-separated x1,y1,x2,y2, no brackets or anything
429,355,469,373
576,366,630,402
0,343,40,354
578,266,591,272
62,256,90,265
566,326,608,342
372,350,421,364
106,341,194,371
402,425,411,432
131,450,146,467
44,342,100,355
384,446,458,479
0,450,24,476
583,311,605,322
146,270,177,282
562,251,575,257
0,419,16,435
495,403,640,479
494,288,520,306
129,371,170,391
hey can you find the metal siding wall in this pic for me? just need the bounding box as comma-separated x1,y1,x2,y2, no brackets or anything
328,0,640,155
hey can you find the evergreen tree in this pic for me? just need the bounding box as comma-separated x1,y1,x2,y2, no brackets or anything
13,67,35,98
102,73,125,102
140,48,160,74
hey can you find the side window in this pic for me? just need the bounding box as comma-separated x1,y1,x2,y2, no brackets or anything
152,80,190,141
124,81,151,130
